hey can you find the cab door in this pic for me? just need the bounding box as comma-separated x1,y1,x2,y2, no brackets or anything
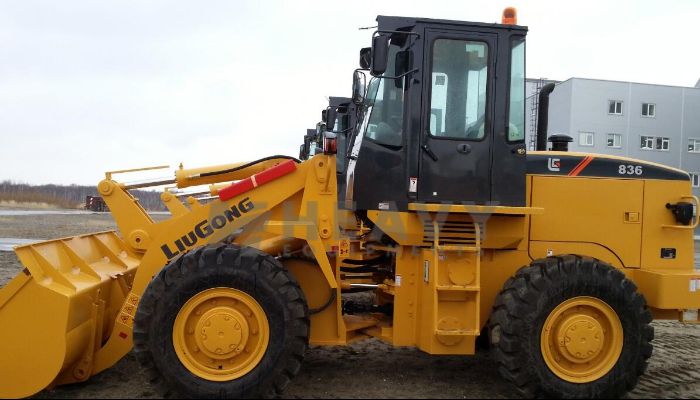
417,30,496,204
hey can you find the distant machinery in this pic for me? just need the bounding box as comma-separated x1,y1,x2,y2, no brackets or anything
84,195,108,212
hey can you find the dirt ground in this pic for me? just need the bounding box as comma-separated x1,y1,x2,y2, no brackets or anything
0,212,699,399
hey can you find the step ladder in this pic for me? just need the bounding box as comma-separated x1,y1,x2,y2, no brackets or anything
424,219,482,352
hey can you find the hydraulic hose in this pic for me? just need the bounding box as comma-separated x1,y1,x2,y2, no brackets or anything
198,155,301,179
309,289,337,315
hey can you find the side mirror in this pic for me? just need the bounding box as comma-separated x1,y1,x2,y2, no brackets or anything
370,35,389,76
326,107,338,132
321,109,327,123
352,70,366,105
359,47,372,69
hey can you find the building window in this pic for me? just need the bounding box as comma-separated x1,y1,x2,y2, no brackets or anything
607,133,622,148
608,100,623,115
641,135,670,151
691,173,700,188
579,132,595,147
642,103,656,117
689,138,700,153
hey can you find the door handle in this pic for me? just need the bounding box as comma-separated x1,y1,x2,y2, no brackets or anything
457,143,472,154
421,144,439,161
511,145,527,156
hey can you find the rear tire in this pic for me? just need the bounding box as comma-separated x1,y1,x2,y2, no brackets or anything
134,244,309,399
488,255,653,398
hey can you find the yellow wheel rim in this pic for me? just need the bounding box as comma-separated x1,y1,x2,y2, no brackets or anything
541,296,623,383
173,288,270,381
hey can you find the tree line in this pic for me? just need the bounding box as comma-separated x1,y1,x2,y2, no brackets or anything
0,180,166,211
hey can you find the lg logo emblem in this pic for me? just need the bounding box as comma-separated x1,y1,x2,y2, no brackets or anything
548,158,561,172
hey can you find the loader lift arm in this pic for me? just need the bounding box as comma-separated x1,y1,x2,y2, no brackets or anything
0,154,340,398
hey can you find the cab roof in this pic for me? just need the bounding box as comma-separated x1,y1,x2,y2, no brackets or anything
376,15,528,33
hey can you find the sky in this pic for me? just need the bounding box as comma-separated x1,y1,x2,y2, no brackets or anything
1,0,699,185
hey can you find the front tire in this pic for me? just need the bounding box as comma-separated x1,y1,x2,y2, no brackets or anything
488,255,653,398
134,244,309,399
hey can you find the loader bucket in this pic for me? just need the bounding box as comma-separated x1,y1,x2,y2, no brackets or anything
0,231,141,398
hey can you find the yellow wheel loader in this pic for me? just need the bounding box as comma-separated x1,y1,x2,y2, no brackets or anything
1,9,699,399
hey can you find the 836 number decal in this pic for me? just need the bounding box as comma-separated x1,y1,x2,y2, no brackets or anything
619,164,643,176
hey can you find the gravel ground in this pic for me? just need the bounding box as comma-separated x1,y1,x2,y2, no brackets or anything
0,211,698,399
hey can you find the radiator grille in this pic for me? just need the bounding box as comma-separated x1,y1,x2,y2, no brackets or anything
422,219,483,248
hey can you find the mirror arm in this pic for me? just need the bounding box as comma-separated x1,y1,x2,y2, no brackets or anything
373,68,419,80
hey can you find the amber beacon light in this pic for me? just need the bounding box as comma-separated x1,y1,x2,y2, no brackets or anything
502,7,517,25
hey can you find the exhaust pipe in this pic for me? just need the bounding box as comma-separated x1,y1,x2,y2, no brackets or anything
536,82,556,151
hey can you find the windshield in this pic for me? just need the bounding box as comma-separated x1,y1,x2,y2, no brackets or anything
360,43,404,147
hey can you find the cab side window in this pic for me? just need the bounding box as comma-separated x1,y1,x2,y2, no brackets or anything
365,44,404,147
507,38,526,142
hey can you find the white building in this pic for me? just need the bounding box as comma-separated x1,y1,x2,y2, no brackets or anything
527,77,700,195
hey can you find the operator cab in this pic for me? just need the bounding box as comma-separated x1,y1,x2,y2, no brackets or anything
326,97,359,202
299,129,319,160
301,97,357,161
346,14,527,211
301,97,359,201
